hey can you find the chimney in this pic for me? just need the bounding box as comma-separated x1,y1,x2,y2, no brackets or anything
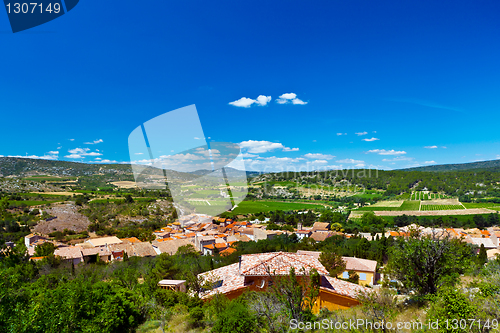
238,256,242,272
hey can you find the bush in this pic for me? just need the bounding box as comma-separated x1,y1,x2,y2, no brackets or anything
211,300,256,333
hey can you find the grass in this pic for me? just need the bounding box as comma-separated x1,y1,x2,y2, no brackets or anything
8,200,63,206
420,205,464,211
229,200,325,215
463,202,500,209
357,200,420,211
24,175,77,182
399,201,421,210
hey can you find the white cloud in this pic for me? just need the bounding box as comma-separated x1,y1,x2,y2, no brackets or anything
65,154,82,159
93,159,118,163
382,156,414,162
239,140,297,154
240,140,284,153
424,145,438,149
69,139,75,141
424,161,436,164
304,153,335,160
336,133,346,136
291,98,307,105
84,152,102,156
276,92,308,105
47,151,59,155
336,158,364,164
69,148,89,154
67,147,102,157
229,95,271,108
355,163,366,168
84,139,103,145
256,95,272,106
355,132,368,136
135,152,144,155
279,93,297,100
362,137,379,142
8,154,59,160
366,149,407,156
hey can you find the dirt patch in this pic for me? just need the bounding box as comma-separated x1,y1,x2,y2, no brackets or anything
421,198,461,205
32,203,91,235
111,181,138,189
31,191,78,196
374,208,494,216
370,200,403,207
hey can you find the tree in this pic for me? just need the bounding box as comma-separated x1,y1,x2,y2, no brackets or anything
427,288,477,333
269,267,320,321
211,299,257,333
477,243,487,267
357,288,397,333
124,194,134,204
385,228,475,295
319,248,346,278
34,242,56,257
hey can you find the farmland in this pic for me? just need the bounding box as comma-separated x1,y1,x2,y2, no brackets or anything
420,205,464,211
229,200,325,215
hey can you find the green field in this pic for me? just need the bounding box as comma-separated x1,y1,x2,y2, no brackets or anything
421,205,464,211
399,201,421,210
24,175,77,182
230,200,325,215
8,200,60,207
463,202,500,209
358,200,420,211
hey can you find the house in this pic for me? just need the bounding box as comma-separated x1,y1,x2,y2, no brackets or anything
24,233,46,248
158,279,187,292
131,242,157,257
81,247,112,263
220,247,237,256
197,251,368,312
312,222,330,232
487,249,500,260
152,238,194,255
194,235,216,251
297,251,378,286
310,231,332,242
121,237,141,244
467,237,497,253
86,236,122,247
254,228,279,241
54,246,84,265
295,229,312,241
202,242,229,256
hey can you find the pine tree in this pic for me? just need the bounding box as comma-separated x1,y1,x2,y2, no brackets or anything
477,244,487,267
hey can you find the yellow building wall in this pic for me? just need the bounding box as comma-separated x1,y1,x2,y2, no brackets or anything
341,270,375,286
313,289,361,312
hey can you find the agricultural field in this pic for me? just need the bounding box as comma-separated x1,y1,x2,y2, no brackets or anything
357,200,419,211
462,202,500,211
370,200,403,207
399,201,421,210
230,200,325,215
24,175,78,182
421,205,465,211
410,192,450,200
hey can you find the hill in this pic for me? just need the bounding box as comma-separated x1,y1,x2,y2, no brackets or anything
0,157,260,179
402,159,500,172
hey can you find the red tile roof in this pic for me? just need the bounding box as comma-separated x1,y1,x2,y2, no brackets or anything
240,252,329,276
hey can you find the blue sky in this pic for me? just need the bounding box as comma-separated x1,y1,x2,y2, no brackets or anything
1,0,500,172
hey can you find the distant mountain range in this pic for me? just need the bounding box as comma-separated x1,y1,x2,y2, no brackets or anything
402,159,500,172
0,157,261,178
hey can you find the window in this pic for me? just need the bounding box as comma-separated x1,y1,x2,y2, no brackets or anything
359,273,366,281
342,271,349,279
